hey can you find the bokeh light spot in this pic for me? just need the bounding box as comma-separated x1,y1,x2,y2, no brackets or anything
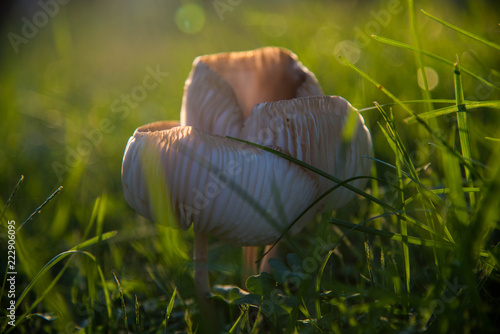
175,3,205,34
417,66,439,90
334,40,361,65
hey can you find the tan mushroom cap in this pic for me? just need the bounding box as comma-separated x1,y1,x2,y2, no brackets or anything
122,47,372,247
180,47,323,137
241,95,372,211
121,121,319,246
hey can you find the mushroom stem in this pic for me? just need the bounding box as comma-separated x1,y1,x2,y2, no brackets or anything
243,246,258,285
259,244,281,273
194,232,210,299
193,232,217,331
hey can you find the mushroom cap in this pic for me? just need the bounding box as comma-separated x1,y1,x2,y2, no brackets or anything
122,47,372,247
121,96,372,246
241,95,372,211
180,47,323,137
121,121,318,246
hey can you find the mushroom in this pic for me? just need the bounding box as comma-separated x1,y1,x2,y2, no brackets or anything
121,47,372,323
180,47,324,274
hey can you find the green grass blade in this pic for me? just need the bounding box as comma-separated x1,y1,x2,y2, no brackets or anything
250,304,263,334
228,308,246,334
404,100,500,124
164,287,177,332
70,231,118,250
8,253,76,332
0,175,24,224
17,186,63,232
8,231,115,330
113,272,129,333
135,295,141,333
15,250,91,308
403,187,479,209
315,210,455,306
371,35,499,91
82,197,101,241
485,137,500,142
228,137,392,213
374,103,418,180
396,148,410,299
229,137,438,241
359,99,469,112
7,244,113,331
376,101,410,299
259,175,377,262
329,218,453,249
374,103,455,244
422,9,500,51
97,262,113,320
338,55,481,182
454,60,476,208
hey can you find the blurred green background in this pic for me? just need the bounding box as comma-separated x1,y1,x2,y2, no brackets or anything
1,0,499,332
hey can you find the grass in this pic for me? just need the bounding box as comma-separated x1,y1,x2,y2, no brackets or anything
1,0,500,332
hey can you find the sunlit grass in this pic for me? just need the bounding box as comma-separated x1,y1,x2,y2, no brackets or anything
1,0,500,332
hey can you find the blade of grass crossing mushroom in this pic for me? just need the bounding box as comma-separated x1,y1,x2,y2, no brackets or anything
174,140,282,231
370,35,498,91
421,9,500,51
338,55,482,183
228,137,437,240
258,175,385,263
229,137,393,212
454,60,476,208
